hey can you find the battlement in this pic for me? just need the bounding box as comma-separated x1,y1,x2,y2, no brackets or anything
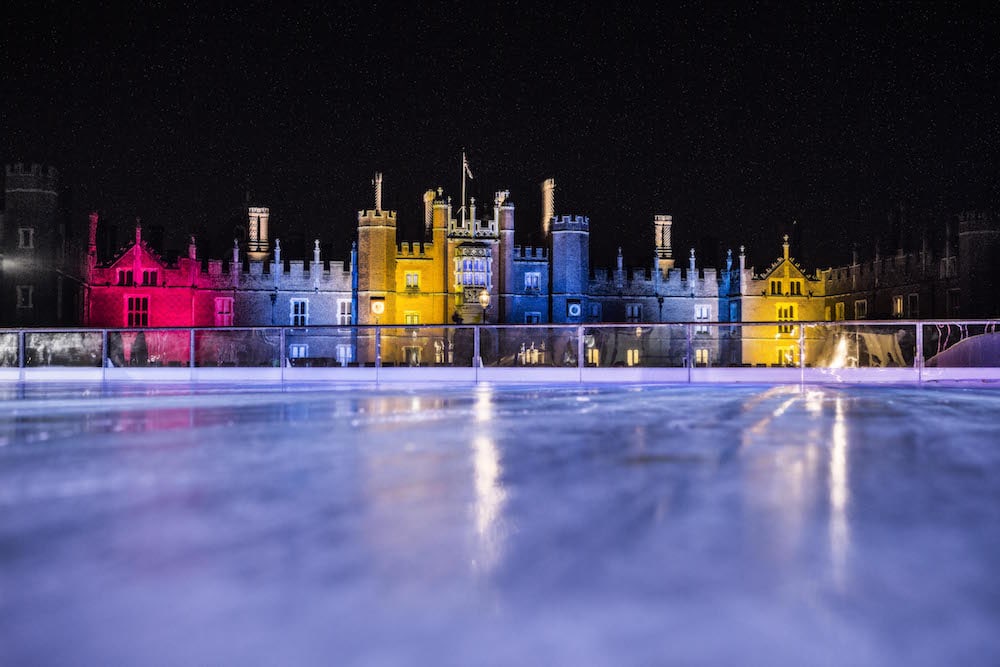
398,241,435,257
959,211,998,233
513,246,548,260
4,163,59,191
358,209,397,222
551,215,589,232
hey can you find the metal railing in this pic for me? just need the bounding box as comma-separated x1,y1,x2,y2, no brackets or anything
0,320,998,383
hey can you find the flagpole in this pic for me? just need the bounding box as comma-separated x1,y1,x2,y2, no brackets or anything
461,150,467,228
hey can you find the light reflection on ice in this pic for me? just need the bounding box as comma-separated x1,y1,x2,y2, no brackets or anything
0,383,998,666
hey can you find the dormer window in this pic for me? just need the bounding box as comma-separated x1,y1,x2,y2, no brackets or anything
770,280,781,295
790,280,802,296
142,270,158,286
118,270,134,286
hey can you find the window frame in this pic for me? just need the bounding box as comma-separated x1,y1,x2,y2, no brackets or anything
290,298,309,326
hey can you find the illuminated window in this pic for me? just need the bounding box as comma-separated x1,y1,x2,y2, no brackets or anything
336,344,353,366
118,270,134,286
404,311,419,325
825,306,831,321
770,280,781,295
337,299,352,326
777,304,795,334
524,272,541,291
695,304,711,334
907,293,919,318
525,312,541,324
625,303,641,323
290,298,309,326
777,346,797,366
17,228,34,249
289,344,308,359
627,348,640,366
790,280,802,295
16,285,33,309
695,348,709,366
586,348,600,365
855,300,867,319
457,256,490,287
142,270,158,286
126,296,149,327
405,272,419,289
214,297,234,326
835,302,845,321
892,296,904,318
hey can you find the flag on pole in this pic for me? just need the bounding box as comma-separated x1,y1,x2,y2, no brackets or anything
463,153,474,180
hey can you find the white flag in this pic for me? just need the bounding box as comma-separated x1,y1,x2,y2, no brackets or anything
463,154,474,180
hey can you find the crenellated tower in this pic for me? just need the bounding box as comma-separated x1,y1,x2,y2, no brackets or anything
550,215,590,322
357,172,397,323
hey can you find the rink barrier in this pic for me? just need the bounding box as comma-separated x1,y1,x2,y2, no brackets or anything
0,320,998,384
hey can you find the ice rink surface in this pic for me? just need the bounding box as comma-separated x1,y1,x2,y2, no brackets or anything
1,382,999,666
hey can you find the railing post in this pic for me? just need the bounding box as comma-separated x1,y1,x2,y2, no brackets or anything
101,329,108,383
18,330,25,383
915,322,924,384
375,325,382,384
474,325,481,368
799,323,806,386
686,323,693,384
189,329,196,372
280,327,286,382
577,325,584,383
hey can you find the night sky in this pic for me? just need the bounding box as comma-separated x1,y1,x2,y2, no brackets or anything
4,2,999,271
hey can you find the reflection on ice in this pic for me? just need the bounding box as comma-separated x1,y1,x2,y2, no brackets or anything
1,382,999,666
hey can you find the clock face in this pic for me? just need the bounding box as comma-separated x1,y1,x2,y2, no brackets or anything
371,301,385,315
568,303,582,317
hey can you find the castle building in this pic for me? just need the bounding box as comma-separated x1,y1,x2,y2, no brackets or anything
38,160,998,369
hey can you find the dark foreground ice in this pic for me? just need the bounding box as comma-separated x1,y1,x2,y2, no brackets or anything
1,382,999,666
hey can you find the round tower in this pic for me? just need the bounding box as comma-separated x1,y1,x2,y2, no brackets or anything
958,211,1000,317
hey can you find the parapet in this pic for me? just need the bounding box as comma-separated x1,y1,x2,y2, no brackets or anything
513,245,548,260
4,163,59,191
551,215,590,232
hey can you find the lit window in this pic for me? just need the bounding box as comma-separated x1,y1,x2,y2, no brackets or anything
524,272,541,291
289,344,308,359
835,302,845,321
457,255,490,287
777,304,795,334
627,348,640,366
405,272,419,289
214,297,234,326
625,303,641,323
337,300,352,326
907,293,919,318
855,300,867,320
892,296,904,318
142,270,158,286
586,348,600,366
695,348,709,366
525,312,541,324
118,270,134,286
126,296,149,327
404,312,419,325
290,298,309,326
695,304,711,334
17,228,34,249
16,285,33,309
778,346,797,366
770,280,781,295
337,344,353,366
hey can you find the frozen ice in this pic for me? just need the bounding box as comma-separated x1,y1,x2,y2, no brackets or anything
1,382,999,666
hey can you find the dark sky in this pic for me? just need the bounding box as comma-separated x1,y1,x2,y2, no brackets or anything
4,2,999,271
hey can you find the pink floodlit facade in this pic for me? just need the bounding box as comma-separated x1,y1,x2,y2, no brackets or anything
84,227,233,327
